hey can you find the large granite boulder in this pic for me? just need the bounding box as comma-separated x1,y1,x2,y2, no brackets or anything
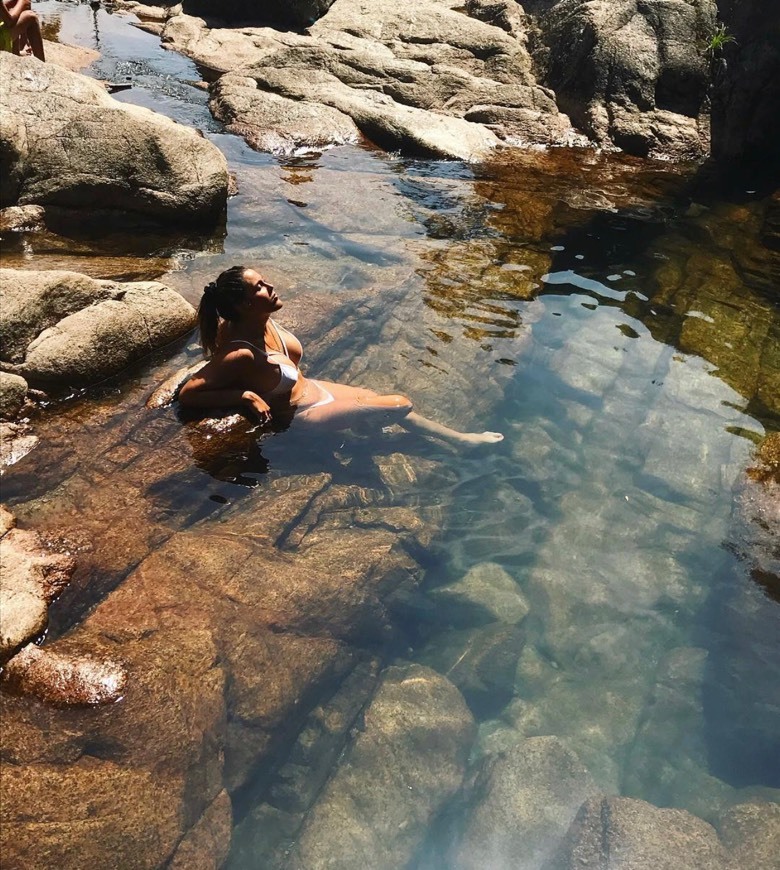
156,0,579,159
0,269,196,388
530,0,716,159
0,54,228,224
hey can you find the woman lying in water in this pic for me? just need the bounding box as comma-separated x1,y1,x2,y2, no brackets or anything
178,265,503,448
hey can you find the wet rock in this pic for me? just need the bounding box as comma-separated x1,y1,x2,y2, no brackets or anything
0,371,28,420
0,204,45,233
0,421,38,468
624,647,737,822
0,54,228,223
0,269,196,388
429,561,530,627
0,628,228,869
718,801,780,870
169,789,233,870
419,623,526,718
545,795,730,870
288,664,475,870
451,736,600,870
0,521,74,664
229,660,381,867
145,360,206,408
531,0,715,159
1,643,126,706
703,434,780,792
0,757,187,870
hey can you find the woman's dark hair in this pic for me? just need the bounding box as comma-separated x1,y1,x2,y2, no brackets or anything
198,265,250,355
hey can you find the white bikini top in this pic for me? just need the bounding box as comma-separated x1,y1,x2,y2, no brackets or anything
230,320,300,399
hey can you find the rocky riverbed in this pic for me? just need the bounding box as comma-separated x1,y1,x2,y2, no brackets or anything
1,2,778,869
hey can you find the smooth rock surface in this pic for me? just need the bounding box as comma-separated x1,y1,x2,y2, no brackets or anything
0,54,228,223
0,372,28,420
0,269,196,388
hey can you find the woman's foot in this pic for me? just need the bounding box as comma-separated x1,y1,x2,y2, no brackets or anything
454,430,505,447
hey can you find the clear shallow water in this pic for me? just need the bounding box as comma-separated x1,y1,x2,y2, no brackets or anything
6,1,779,862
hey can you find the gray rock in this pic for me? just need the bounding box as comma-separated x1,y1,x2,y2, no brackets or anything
0,54,228,223
210,72,360,155
419,622,526,717
430,561,530,627
0,372,28,420
0,269,196,388
718,801,780,870
531,0,716,159
157,0,578,158
545,795,730,870
289,664,475,870
452,736,600,870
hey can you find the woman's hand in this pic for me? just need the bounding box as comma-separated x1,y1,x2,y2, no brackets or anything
241,390,272,424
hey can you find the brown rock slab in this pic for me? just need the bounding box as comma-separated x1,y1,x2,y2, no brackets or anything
0,524,74,664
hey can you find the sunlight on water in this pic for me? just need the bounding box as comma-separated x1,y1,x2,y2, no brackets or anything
4,4,778,867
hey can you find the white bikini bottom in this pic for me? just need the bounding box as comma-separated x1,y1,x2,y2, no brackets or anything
294,379,335,418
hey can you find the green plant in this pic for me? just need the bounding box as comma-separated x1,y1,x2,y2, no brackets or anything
706,22,737,55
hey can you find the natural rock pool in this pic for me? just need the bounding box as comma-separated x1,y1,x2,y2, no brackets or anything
2,3,778,868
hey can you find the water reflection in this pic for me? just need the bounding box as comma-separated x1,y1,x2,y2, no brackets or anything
7,3,779,865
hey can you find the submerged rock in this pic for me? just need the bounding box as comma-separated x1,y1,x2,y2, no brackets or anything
429,561,530,627
418,622,526,718
546,795,730,870
451,736,600,870
0,54,228,223
0,269,196,389
288,664,475,870
717,801,780,870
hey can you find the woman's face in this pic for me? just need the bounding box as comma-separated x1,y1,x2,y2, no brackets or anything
241,269,282,315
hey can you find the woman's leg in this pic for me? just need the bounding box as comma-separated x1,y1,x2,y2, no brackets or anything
12,10,44,61
297,380,503,447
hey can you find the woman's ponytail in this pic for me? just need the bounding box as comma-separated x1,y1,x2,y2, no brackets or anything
198,281,221,356
196,266,250,356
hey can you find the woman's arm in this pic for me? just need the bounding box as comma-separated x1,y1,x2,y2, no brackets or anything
178,351,272,422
